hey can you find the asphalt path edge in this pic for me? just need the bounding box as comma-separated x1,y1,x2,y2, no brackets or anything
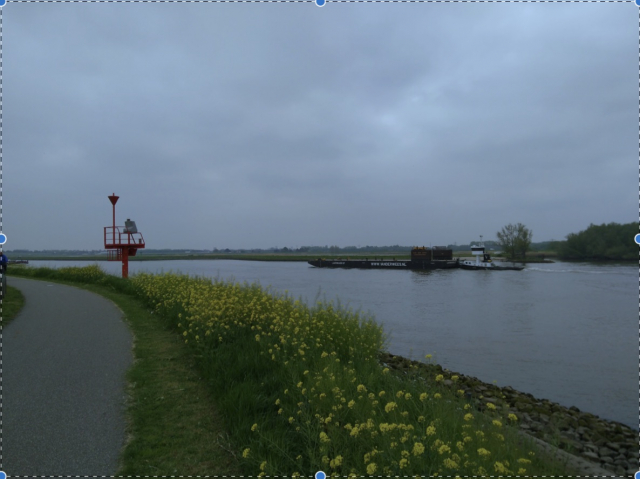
2,277,134,476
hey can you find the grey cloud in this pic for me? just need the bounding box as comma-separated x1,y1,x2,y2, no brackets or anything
4,2,635,249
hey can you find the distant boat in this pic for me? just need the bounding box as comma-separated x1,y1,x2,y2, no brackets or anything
459,239,523,271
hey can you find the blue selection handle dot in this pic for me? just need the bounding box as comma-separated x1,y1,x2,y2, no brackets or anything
0,234,7,245
634,234,640,245
315,472,326,479
636,0,640,6
634,471,640,479
315,0,326,6
0,0,6,7
0,471,6,479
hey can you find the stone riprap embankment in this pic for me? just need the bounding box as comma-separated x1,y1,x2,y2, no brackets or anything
380,352,638,477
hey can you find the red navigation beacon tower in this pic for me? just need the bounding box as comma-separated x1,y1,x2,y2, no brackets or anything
104,193,145,278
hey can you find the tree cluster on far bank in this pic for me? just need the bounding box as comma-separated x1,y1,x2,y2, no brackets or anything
554,222,636,260
496,223,533,259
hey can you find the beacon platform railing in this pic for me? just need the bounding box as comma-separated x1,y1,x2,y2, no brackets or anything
104,226,145,249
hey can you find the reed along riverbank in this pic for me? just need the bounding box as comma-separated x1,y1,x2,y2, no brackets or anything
7,265,620,476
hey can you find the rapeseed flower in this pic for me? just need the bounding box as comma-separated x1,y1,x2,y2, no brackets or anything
494,461,508,473
477,448,491,457
438,444,451,455
443,458,458,469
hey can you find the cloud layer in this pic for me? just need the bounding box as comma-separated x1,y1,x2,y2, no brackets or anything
4,3,636,249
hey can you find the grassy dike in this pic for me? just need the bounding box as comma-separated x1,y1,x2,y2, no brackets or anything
2,285,26,327
6,265,580,477
7,266,243,476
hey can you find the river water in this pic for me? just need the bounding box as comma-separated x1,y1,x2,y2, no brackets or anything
24,259,638,429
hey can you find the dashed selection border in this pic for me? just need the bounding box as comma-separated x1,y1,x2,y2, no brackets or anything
0,476,632,478
0,0,623,3
0,1,636,479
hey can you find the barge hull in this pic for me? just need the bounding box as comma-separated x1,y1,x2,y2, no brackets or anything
308,259,459,270
459,264,524,271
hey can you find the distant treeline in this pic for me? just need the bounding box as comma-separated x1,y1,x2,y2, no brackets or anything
8,224,636,261
212,241,556,254
550,222,636,261
6,249,108,256
6,241,552,257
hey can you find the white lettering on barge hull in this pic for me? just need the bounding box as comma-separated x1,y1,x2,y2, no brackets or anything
327,261,408,267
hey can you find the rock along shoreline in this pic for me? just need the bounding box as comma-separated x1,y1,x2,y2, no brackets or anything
379,352,638,477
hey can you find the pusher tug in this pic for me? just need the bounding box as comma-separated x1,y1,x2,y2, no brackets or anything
459,237,524,271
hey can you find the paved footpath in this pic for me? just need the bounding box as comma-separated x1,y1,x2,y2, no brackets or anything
3,277,133,476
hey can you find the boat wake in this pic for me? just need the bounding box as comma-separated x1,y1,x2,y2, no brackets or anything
525,267,630,275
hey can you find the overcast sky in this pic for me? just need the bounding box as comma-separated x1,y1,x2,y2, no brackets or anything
3,2,636,250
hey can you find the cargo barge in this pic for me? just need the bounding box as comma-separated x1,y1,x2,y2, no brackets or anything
308,246,459,270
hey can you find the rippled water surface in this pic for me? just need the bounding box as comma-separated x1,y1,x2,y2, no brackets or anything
27,259,638,428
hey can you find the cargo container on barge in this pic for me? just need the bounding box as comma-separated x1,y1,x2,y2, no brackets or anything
308,246,459,270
